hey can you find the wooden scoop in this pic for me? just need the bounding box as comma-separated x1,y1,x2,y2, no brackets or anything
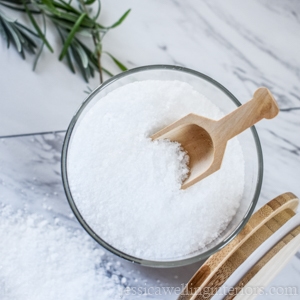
151,87,279,189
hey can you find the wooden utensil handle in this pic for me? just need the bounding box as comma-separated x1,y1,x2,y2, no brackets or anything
216,87,279,141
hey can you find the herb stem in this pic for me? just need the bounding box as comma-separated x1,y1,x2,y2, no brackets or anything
93,33,103,84
0,0,129,84
79,0,103,84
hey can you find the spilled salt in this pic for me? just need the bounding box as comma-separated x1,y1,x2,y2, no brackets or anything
0,206,125,300
67,80,245,259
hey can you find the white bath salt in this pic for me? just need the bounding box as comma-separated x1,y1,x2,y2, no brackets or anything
68,80,245,259
0,206,125,300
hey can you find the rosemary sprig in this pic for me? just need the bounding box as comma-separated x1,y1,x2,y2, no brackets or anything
0,9,38,59
0,0,130,83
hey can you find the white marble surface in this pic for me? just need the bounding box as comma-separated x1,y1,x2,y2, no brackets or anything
0,132,299,299
1,0,300,136
0,0,300,299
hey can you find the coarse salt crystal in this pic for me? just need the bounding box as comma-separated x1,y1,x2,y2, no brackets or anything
0,206,125,300
67,80,245,260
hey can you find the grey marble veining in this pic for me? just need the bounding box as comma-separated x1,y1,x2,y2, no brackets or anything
0,133,202,300
1,0,299,136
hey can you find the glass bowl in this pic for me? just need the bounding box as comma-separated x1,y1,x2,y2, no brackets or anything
61,65,263,267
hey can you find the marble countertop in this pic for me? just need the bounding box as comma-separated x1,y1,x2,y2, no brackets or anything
0,0,300,299
1,0,299,136
0,132,299,300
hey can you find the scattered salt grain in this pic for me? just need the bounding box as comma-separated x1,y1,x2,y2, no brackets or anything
0,206,125,300
67,80,245,259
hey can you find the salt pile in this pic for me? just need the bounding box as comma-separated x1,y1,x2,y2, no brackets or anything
0,206,125,300
67,80,245,259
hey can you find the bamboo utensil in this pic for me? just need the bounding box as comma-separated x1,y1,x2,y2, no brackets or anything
225,225,300,300
177,192,299,300
151,87,279,189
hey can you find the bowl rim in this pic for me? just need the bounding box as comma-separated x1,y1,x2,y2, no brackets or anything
61,64,263,268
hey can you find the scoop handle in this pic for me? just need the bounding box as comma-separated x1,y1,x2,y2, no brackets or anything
215,87,279,142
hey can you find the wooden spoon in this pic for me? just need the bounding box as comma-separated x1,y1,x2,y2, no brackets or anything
151,87,279,189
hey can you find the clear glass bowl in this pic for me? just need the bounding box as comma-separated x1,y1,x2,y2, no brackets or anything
61,65,263,267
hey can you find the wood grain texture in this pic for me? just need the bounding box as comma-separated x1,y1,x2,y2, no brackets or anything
177,192,299,300
230,226,300,300
151,87,279,189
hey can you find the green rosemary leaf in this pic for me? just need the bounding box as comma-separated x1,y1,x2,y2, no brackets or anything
1,0,129,83
108,9,130,29
0,0,28,4
76,29,92,37
33,13,46,70
89,63,94,77
38,3,59,15
76,38,93,56
50,17,92,35
40,0,57,12
59,12,87,60
73,40,88,68
56,25,75,74
84,54,98,73
17,27,37,54
43,5,97,29
19,45,25,59
102,67,114,77
83,85,93,94
71,44,89,82
76,37,92,53
55,0,81,14
104,52,127,71
32,41,43,69
19,31,36,52
12,24,36,54
87,58,98,71
49,16,73,30
92,0,101,21
4,21,22,52
0,10,16,22
24,40,36,53
75,38,99,70
10,23,25,43
0,2,23,10
41,1,82,21
0,18,10,48
44,3,94,33
55,23,64,40
66,47,76,73
0,0,40,14
84,0,97,5
0,10,39,58
16,21,39,37
72,39,95,80
85,61,91,78
23,1,53,52
0,18,8,43
17,28,37,48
